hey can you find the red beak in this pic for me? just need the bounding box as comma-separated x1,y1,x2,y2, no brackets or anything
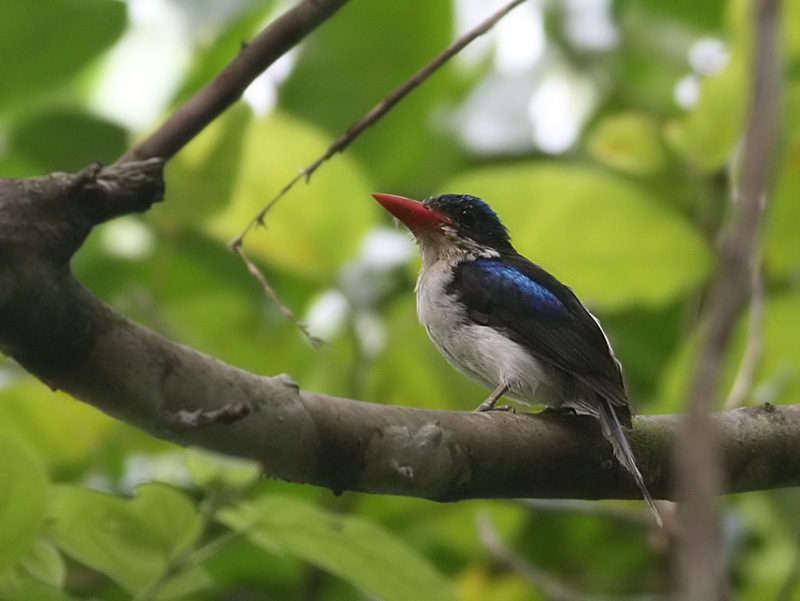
372,193,451,235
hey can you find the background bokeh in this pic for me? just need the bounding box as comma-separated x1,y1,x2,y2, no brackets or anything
2,0,800,598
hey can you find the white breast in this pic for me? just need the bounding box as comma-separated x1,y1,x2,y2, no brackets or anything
415,258,573,408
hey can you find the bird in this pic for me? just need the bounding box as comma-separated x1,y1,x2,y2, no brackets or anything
372,192,662,526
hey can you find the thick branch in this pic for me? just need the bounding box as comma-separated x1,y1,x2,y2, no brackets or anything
1,166,799,504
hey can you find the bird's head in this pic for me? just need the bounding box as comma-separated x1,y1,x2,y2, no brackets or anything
372,193,513,259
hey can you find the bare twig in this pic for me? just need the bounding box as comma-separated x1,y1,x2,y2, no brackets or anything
132,491,243,601
724,268,764,410
516,498,657,529
476,513,601,601
233,245,325,347
675,0,779,599
117,0,348,164
225,0,529,340
227,0,530,249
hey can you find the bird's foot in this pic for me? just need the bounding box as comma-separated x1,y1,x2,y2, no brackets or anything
473,383,514,413
474,399,515,413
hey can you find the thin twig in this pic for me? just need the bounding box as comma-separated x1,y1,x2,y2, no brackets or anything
476,513,601,601
516,498,657,529
227,0,530,249
117,0,348,164
226,0,529,340
132,490,241,601
233,245,325,347
724,267,764,410
674,0,779,599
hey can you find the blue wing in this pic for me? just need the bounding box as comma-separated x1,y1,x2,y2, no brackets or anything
448,256,630,416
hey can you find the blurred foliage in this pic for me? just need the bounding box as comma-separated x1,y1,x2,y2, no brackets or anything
2,0,800,599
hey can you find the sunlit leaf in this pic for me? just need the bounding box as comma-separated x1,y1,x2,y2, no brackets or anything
756,292,800,405
0,385,113,471
440,164,711,310
765,85,800,277
162,104,251,227
219,494,458,601
185,448,261,491
47,483,207,597
205,110,375,278
588,112,667,175
458,566,535,601
664,54,748,172
785,0,800,61
0,435,48,572
16,540,65,590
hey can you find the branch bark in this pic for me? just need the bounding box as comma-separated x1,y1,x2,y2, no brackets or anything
2,164,799,505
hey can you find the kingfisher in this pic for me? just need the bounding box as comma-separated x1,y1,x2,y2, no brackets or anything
372,192,661,525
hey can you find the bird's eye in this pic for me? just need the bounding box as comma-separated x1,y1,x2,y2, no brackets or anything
460,208,477,227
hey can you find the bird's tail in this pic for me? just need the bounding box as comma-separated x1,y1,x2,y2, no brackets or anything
596,400,663,527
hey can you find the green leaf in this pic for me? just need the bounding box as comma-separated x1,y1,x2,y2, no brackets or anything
657,291,800,412
664,55,748,172
16,540,65,590
587,112,667,175
0,583,79,601
279,0,461,189
0,384,113,471
0,0,126,111
627,0,725,29
440,164,712,310
757,292,800,405
162,103,251,227
10,110,128,174
219,494,458,601
46,483,207,598
786,0,800,61
765,84,800,277
0,435,48,572
459,567,537,601
185,448,261,492
205,110,375,279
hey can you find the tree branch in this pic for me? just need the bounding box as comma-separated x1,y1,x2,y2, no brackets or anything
2,165,799,505
675,0,779,597
117,0,348,163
